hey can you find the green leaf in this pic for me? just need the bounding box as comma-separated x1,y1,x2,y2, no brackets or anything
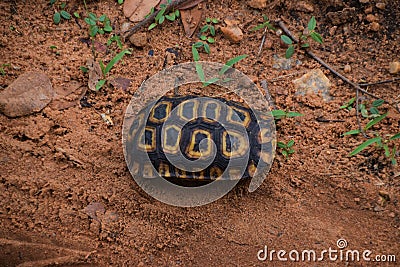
277,142,287,149
310,32,323,44
73,12,80,18
99,60,106,75
281,150,288,157
98,14,106,22
365,113,388,130
286,112,303,118
158,15,165,24
53,12,61,24
200,35,207,40
195,62,205,82
211,18,219,24
50,0,57,5
49,45,57,49
383,144,390,157
98,28,105,34
209,25,216,36
60,2,66,9
203,43,210,54
200,25,209,33
343,129,361,136
390,133,400,140
207,37,215,43
287,140,295,148
95,79,106,91
219,55,247,75
372,99,384,107
104,49,131,74
104,24,113,32
349,137,382,156
285,45,295,59
85,17,96,26
281,35,293,45
271,110,287,119
60,10,71,20
361,106,369,118
288,149,295,154
155,8,166,21
370,107,380,115
340,97,356,109
148,22,157,30
118,0,124,4
175,10,180,18
206,18,211,23
88,12,97,21
79,66,88,73
301,43,310,48
203,77,219,87
165,13,175,21
193,42,204,48
192,45,200,61
308,16,317,31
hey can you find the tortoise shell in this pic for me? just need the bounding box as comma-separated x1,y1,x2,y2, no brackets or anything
125,95,274,181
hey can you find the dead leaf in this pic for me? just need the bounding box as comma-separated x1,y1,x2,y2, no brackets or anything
180,5,203,37
50,81,87,111
109,77,132,91
124,0,160,22
84,202,105,222
87,59,103,91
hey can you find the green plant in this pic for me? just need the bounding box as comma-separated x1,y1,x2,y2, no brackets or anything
271,110,303,120
95,49,132,90
277,139,296,158
107,35,123,49
349,133,400,165
280,16,323,58
84,13,113,37
252,15,275,31
49,45,60,55
340,97,384,118
51,1,71,24
199,18,219,44
117,0,124,4
193,55,247,87
0,63,10,76
148,0,180,30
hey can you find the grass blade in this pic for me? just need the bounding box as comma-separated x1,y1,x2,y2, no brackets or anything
349,137,381,156
365,113,388,130
219,55,247,75
195,62,205,82
343,129,361,136
104,49,131,74
390,133,400,140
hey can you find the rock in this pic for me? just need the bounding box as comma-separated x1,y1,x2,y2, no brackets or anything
120,22,131,33
0,72,54,117
376,2,386,10
221,20,243,43
379,190,390,201
248,0,267,9
389,61,400,74
327,7,356,25
272,54,301,70
295,1,314,13
344,64,352,73
366,14,378,23
293,69,332,101
364,6,373,14
129,32,147,47
370,22,380,31
359,0,369,3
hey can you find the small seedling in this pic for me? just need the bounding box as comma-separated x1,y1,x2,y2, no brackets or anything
148,0,180,30
280,16,323,58
199,18,219,44
252,15,275,31
271,110,303,120
193,55,247,87
343,113,388,136
277,139,296,158
340,97,384,118
117,0,124,4
96,49,132,90
0,63,10,76
349,133,400,165
51,1,71,24
49,45,60,55
107,35,123,49
84,13,113,37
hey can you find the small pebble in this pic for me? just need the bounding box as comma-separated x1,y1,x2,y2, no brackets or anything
359,0,369,3
376,2,386,10
388,212,395,218
364,6,373,14
120,22,131,33
370,22,380,31
221,20,243,43
344,64,352,73
389,61,400,74
366,14,378,23
248,0,267,9
354,197,361,203
129,32,147,47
